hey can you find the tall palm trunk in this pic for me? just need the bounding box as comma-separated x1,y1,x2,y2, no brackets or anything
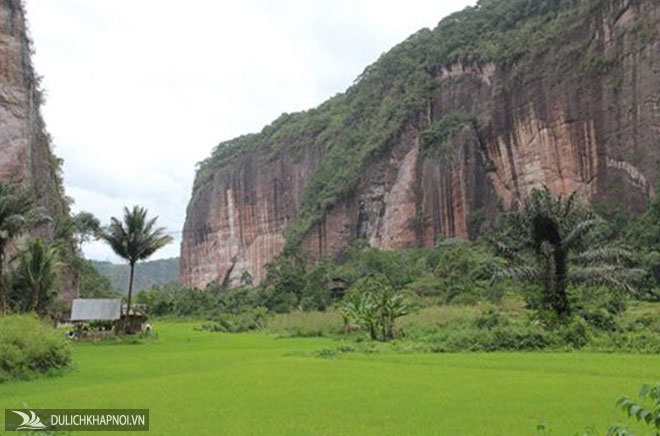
552,247,570,317
30,286,39,312
125,261,135,332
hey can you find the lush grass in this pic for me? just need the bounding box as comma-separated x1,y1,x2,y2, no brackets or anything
267,310,343,336
264,299,527,337
1,321,657,435
0,314,71,382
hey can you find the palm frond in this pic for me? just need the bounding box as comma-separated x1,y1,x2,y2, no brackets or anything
561,218,601,249
492,265,543,282
99,206,172,264
0,181,41,242
571,247,635,265
488,237,523,261
568,266,643,294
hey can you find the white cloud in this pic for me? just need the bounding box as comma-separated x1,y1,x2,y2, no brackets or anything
24,0,475,262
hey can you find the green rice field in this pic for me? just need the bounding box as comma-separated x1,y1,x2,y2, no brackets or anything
1,322,658,435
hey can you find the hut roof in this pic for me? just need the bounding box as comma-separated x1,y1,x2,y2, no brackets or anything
70,298,122,321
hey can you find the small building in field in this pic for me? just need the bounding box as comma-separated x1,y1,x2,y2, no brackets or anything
70,298,122,321
69,299,147,335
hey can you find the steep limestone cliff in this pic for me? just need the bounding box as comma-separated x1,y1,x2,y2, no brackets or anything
0,0,77,300
182,0,660,289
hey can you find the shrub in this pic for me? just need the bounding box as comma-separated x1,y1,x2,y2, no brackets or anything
403,273,444,297
198,307,269,333
580,308,619,332
593,331,660,354
472,308,507,330
491,326,552,351
555,317,590,349
420,323,552,353
0,314,71,382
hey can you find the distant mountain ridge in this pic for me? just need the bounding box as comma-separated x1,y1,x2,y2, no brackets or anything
91,257,179,294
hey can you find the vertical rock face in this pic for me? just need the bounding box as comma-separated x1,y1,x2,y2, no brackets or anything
0,0,77,300
182,0,660,289
181,146,322,286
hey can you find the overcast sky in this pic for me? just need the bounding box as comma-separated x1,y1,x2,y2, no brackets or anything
25,0,475,262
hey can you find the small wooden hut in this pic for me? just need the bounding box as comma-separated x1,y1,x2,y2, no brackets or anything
69,299,147,335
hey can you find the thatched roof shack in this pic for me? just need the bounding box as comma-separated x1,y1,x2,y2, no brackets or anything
70,298,122,321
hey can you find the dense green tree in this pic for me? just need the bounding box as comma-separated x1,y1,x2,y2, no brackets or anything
54,211,102,297
10,238,60,315
300,260,334,311
334,242,424,290
99,206,172,326
432,239,505,303
627,180,660,297
0,181,46,316
628,182,660,252
492,187,641,318
55,211,101,248
262,249,307,312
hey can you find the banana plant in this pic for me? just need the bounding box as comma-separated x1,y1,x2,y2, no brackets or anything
340,274,410,341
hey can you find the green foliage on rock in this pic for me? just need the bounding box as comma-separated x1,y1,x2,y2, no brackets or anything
578,52,619,77
421,111,475,156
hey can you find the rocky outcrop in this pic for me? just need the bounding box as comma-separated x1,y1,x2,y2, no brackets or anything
182,0,660,289
0,0,77,300
181,145,323,286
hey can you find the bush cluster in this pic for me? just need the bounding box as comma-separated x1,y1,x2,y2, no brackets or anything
197,307,269,333
0,314,72,382
138,240,511,322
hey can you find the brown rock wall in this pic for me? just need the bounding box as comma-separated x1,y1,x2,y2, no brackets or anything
182,0,660,289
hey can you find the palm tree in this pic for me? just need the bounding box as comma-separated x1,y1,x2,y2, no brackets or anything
0,181,44,316
99,206,172,326
12,238,60,314
492,187,642,318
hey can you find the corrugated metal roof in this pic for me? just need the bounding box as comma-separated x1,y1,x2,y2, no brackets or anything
70,299,122,321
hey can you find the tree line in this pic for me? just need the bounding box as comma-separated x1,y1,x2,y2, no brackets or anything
1,180,171,326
